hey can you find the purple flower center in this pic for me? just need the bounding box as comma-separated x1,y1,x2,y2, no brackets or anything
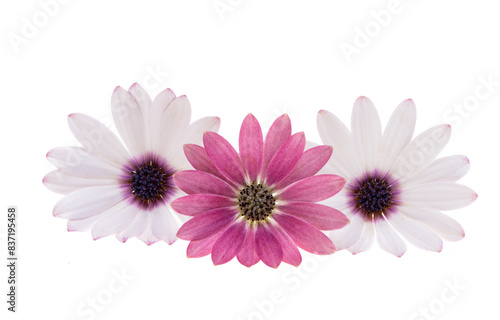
238,183,276,222
354,178,393,217
129,161,173,204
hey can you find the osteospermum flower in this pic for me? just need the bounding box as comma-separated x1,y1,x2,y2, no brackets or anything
171,114,349,268
317,97,477,256
43,83,220,245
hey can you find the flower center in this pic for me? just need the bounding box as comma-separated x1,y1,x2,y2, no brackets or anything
354,178,393,217
129,161,172,204
238,183,276,222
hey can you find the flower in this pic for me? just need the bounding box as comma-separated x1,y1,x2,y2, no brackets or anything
317,97,478,256
43,83,220,245
171,114,349,268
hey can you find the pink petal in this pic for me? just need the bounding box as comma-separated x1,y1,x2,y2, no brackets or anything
173,171,236,197
187,233,220,258
203,131,247,186
273,213,335,255
211,219,247,265
277,202,349,230
278,175,346,202
271,223,302,267
265,132,306,186
176,208,238,241
171,195,236,216
276,145,333,189
237,227,260,267
261,114,292,178
239,114,264,182
255,224,283,268
183,144,228,182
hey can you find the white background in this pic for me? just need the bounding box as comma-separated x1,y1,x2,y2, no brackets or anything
1,1,499,319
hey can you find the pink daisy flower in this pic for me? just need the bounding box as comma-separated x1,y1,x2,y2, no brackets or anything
43,83,220,245
172,114,349,268
317,97,478,256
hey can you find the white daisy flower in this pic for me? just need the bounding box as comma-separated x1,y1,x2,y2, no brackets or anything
43,83,220,245
317,97,477,256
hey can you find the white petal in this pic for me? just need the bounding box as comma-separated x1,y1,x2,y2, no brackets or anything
91,201,140,240
348,221,375,254
155,96,192,156
351,97,382,171
47,147,123,179
116,210,149,243
43,170,118,195
401,155,470,186
390,124,451,179
149,88,177,151
317,110,363,179
328,213,364,250
137,215,160,246
151,205,179,245
111,86,147,157
128,83,153,148
401,182,478,211
166,116,221,170
128,83,152,115
68,113,130,166
305,140,319,150
374,217,407,257
320,187,351,212
67,200,125,231
176,212,190,224
68,214,103,232
317,159,352,183
387,213,443,252
183,116,220,146
53,185,126,219
397,205,465,241
376,99,416,173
